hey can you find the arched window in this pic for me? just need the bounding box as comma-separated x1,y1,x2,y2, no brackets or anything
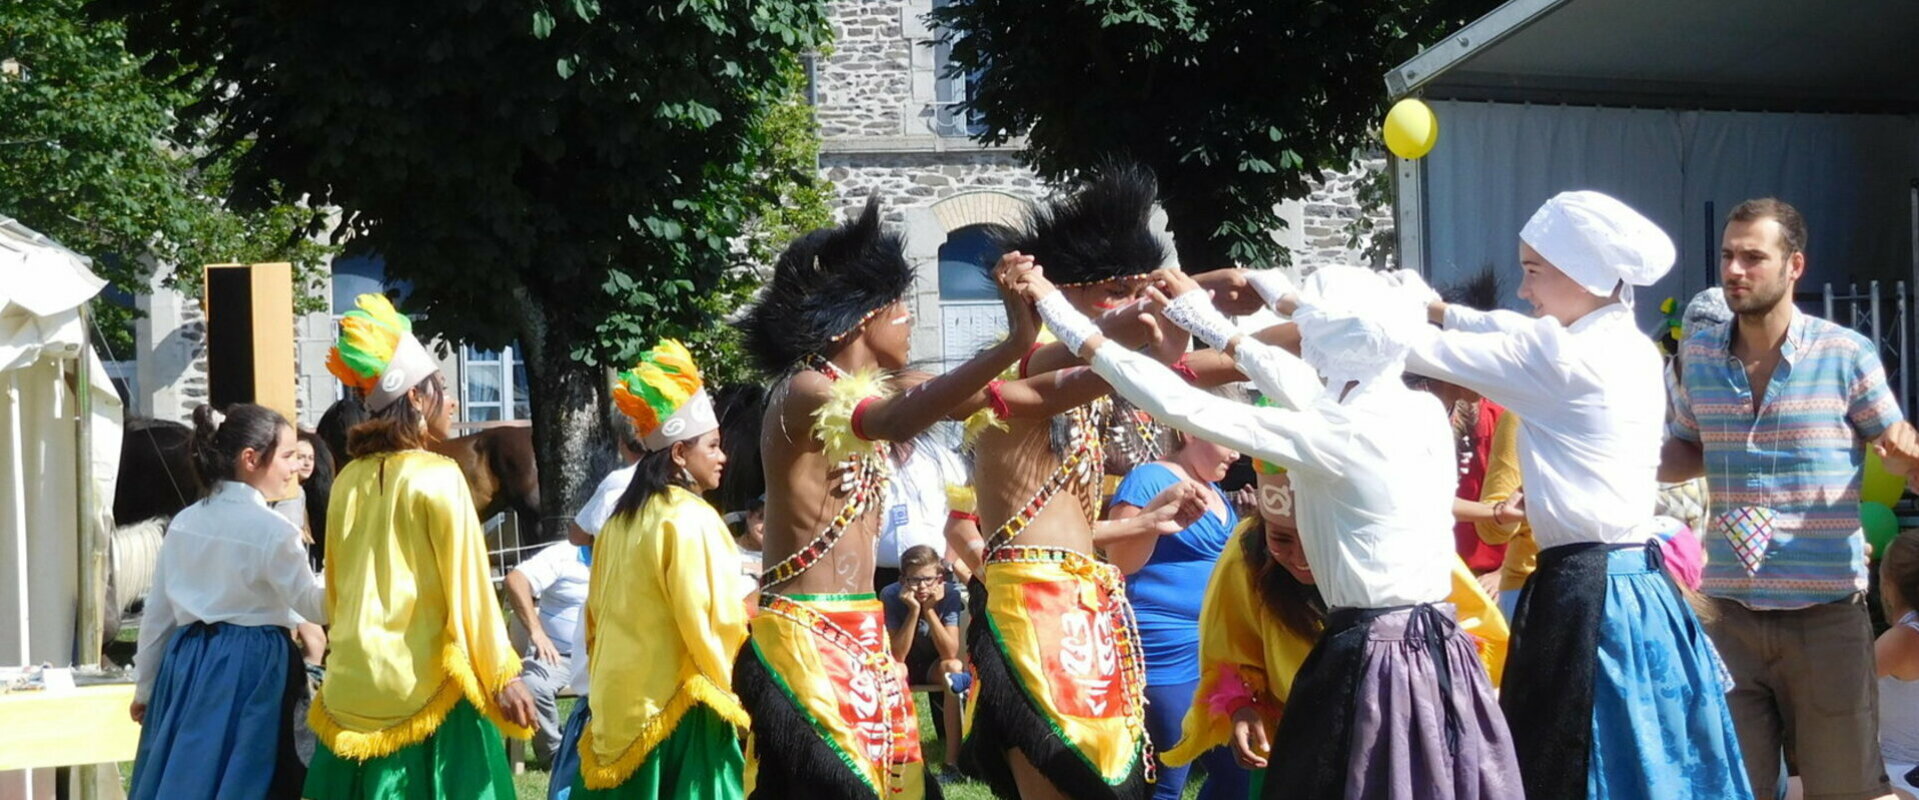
937,225,1008,370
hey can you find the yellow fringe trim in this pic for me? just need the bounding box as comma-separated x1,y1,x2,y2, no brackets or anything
811,367,893,465
578,675,749,789
944,483,977,514
308,642,530,761
960,405,1008,449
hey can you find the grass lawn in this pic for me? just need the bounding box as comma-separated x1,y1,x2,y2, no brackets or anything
510,696,1210,800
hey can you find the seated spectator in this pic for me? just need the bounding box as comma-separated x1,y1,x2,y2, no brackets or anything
503,540,591,768
881,545,967,774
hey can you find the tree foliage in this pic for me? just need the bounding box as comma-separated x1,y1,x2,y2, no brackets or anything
0,0,333,358
929,0,1499,271
96,0,829,518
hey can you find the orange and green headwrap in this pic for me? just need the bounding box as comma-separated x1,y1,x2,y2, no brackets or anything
326,294,439,412
612,340,717,451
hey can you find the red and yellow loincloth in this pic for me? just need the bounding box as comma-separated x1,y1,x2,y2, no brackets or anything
965,547,1150,792
744,593,928,799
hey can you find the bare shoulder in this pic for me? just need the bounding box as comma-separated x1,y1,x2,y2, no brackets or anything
1881,622,1919,681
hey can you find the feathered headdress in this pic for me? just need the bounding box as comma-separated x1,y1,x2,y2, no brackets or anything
741,197,915,375
996,161,1168,287
612,339,718,452
326,293,439,412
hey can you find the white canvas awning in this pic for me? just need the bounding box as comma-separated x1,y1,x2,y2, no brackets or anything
0,217,123,671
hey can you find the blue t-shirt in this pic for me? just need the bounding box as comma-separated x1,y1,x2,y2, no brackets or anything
880,579,965,637
1113,462,1238,685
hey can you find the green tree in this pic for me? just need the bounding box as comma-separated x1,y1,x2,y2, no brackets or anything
0,0,333,359
99,0,829,526
929,0,1498,271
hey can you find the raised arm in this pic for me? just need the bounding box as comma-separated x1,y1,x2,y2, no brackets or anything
851,253,1042,442
1023,272,1347,477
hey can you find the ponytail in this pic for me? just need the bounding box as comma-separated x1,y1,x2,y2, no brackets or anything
189,403,290,494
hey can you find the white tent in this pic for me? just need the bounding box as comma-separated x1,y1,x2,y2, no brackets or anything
1384,0,1919,354
0,216,123,668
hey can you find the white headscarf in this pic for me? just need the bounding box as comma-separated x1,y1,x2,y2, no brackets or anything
1520,190,1675,307
1293,266,1424,402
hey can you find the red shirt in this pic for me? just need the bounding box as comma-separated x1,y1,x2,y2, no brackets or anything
1454,398,1508,574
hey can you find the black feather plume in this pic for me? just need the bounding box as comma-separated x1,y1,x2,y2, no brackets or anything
741,196,915,375
996,162,1168,286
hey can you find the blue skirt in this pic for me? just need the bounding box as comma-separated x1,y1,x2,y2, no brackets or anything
129,622,304,800
1503,543,1750,800
1586,548,1750,800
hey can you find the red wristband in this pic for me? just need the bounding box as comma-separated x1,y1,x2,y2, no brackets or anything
850,397,879,441
1171,353,1201,385
985,379,1012,420
1018,342,1043,379
948,510,980,523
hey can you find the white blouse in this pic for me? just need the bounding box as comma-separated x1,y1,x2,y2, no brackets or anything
1405,302,1666,550
1086,337,1456,610
134,481,327,702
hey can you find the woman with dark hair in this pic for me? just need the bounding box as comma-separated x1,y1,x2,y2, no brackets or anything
304,294,535,798
569,339,746,798
128,402,326,799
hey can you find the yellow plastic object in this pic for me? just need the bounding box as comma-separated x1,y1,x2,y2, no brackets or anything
1384,98,1439,160
0,684,141,771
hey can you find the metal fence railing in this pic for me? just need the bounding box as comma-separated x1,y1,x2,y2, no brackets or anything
1823,281,1912,416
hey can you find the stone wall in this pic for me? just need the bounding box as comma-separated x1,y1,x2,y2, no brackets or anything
821,151,1044,216
1296,157,1395,272
815,0,914,138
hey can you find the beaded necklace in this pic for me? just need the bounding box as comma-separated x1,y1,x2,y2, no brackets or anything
982,398,1109,557
758,355,892,590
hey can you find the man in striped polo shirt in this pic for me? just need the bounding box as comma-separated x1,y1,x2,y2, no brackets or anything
1664,197,1919,799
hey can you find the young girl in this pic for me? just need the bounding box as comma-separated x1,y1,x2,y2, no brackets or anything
129,402,327,799
1878,531,1919,800
304,294,535,797
570,339,749,799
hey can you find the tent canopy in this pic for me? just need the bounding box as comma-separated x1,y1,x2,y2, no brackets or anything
1383,0,1919,341
0,217,122,670
1391,0,1919,113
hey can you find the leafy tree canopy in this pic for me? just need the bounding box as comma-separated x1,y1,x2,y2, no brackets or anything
100,0,829,384
1,0,333,358
930,0,1499,271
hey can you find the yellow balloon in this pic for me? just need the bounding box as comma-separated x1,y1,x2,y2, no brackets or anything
1384,98,1439,160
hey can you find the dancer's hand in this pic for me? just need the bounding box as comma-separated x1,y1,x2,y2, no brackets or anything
1141,480,1208,535
995,251,1042,347
1477,570,1504,598
1147,267,1205,301
129,701,147,724
1230,706,1270,768
1011,258,1056,303
497,677,537,729
1192,268,1267,316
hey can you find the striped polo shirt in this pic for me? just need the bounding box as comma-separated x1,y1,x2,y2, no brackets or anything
1671,309,1903,609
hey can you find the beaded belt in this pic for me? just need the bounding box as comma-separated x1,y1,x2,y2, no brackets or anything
756,593,912,795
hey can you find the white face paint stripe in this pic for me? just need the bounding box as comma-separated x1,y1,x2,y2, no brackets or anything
888,312,913,325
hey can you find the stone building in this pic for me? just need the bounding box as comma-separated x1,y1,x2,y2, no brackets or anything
814,0,1388,370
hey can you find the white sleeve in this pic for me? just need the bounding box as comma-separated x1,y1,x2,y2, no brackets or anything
1232,337,1323,411
133,550,179,704
512,543,570,597
260,516,328,625
1088,343,1348,477
1442,305,1538,335
1404,320,1573,422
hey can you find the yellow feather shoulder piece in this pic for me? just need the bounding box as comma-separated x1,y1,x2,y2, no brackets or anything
961,405,1008,449
811,367,894,465
945,483,977,514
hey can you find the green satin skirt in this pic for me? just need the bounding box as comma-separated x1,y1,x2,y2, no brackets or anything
302,701,516,799
569,705,744,800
